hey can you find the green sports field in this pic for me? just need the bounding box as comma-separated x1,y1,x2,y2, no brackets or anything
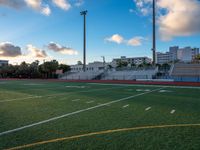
0,80,200,150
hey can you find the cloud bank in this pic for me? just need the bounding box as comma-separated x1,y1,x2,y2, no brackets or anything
134,0,200,40
0,42,22,57
26,44,47,58
47,42,78,55
0,0,84,16
105,34,145,46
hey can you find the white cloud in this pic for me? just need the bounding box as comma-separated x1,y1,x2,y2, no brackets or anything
47,42,78,55
105,34,124,44
0,0,82,15
24,0,51,16
0,0,24,9
41,5,51,16
0,42,52,64
26,44,47,58
127,37,144,46
52,0,71,10
134,0,152,15
0,42,22,57
74,0,84,7
105,34,145,46
134,0,200,40
157,0,200,41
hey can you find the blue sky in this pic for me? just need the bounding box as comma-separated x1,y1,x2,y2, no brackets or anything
0,0,200,64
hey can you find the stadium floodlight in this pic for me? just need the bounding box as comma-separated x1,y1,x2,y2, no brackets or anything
101,56,105,70
152,0,156,65
80,10,88,72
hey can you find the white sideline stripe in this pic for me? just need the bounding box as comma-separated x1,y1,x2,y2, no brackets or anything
58,97,68,101
88,83,200,89
0,87,163,136
72,99,80,102
0,87,120,103
171,110,176,114
145,107,151,111
123,104,129,108
0,96,38,103
86,101,94,104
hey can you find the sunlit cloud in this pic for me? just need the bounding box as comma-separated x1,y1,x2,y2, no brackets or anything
105,34,145,46
0,0,84,16
0,0,24,9
52,0,71,10
47,42,78,55
25,0,51,16
0,42,22,57
105,34,125,44
134,0,200,40
26,44,47,58
127,36,144,46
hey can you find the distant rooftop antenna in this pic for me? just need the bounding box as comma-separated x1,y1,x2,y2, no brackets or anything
152,0,156,65
80,10,88,72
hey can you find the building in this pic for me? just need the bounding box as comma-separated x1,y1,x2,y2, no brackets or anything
0,60,8,67
112,56,152,67
156,46,199,64
178,47,199,62
70,61,105,72
156,46,178,64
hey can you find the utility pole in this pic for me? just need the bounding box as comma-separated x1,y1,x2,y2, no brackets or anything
152,0,156,65
80,10,88,72
101,56,105,70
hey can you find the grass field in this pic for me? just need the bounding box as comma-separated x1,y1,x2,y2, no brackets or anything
0,80,200,150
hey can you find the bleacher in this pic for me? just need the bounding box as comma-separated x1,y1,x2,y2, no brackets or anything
102,69,158,80
60,68,158,81
170,63,200,82
60,71,104,80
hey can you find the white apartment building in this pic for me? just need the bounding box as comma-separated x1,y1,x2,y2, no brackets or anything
70,61,105,72
156,46,199,64
178,47,199,62
112,56,152,67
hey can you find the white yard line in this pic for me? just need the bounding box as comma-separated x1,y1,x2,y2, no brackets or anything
0,87,163,136
72,99,80,102
0,96,39,103
170,110,176,114
0,87,121,103
145,107,151,111
123,104,129,108
86,101,94,104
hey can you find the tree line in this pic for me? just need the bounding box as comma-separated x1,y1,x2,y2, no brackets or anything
0,60,70,78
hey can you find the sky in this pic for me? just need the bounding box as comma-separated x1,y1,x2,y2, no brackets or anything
0,0,200,65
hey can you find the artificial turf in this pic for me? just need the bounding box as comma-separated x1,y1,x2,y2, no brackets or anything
0,80,200,150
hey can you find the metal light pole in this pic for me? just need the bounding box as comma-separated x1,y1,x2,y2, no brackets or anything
101,56,105,70
152,0,156,65
80,10,88,72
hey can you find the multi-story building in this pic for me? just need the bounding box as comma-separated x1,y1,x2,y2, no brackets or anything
156,46,178,64
156,46,199,64
112,56,152,67
177,47,199,62
0,60,8,67
70,61,105,72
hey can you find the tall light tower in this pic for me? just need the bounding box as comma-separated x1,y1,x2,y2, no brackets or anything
152,0,156,65
80,10,88,72
101,56,105,70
